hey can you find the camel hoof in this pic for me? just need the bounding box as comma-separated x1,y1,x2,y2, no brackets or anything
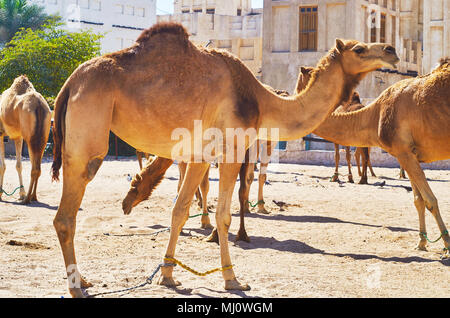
441,249,449,260
201,223,214,230
206,229,219,244
348,176,354,183
243,209,251,215
157,275,181,287
358,178,368,185
20,198,31,205
80,277,93,289
235,230,250,243
257,208,270,215
69,288,88,298
225,279,251,291
330,175,339,182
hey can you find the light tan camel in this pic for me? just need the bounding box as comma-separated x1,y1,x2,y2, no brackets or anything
0,75,51,204
51,22,398,297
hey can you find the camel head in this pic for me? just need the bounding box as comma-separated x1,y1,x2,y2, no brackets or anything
335,39,399,75
295,66,314,94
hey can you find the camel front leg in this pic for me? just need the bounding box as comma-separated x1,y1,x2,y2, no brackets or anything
358,147,369,184
256,141,271,214
366,147,376,177
158,162,210,287
14,139,26,201
217,163,250,291
199,167,213,229
345,146,354,183
355,148,362,176
331,144,340,182
234,162,252,242
397,153,449,258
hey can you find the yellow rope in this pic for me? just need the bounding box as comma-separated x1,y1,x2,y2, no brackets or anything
164,257,232,277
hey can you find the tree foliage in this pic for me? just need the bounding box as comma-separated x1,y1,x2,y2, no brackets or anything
0,20,102,107
0,0,59,44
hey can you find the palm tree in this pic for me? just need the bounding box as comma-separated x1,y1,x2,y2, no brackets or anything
0,0,58,44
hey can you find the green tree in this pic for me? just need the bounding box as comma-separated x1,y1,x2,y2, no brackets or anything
0,20,102,107
0,0,59,44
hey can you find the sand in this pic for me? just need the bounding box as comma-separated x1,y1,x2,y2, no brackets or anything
0,157,449,298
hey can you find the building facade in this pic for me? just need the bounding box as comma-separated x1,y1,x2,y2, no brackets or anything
30,0,157,53
158,0,263,76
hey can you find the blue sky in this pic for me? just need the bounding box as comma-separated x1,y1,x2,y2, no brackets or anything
156,0,264,15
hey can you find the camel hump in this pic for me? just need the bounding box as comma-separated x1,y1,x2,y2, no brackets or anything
11,75,34,94
136,22,189,46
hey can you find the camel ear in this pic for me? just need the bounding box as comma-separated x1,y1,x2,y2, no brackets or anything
335,39,345,52
300,66,308,75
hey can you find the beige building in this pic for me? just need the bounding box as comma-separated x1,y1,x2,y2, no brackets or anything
158,0,263,76
262,0,449,164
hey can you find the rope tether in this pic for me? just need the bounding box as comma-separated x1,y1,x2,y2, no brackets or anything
247,200,265,208
164,257,232,277
420,230,449,244
0,185,24,196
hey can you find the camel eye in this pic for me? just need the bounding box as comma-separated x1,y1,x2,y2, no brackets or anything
353,46,365,54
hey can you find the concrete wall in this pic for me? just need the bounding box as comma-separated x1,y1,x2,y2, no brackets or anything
30,0,157,53
422,0,450,73
174,0,252,16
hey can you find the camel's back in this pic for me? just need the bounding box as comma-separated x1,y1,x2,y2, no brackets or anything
385,60,450,161
0,79,51,139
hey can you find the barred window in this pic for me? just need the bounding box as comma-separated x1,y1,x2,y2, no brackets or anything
299,6,318,51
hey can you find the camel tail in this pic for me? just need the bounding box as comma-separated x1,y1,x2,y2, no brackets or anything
51,85,70,182
29,99,50,157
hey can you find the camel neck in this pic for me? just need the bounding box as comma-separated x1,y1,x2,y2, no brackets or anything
257,60,356,141
313,100,381,148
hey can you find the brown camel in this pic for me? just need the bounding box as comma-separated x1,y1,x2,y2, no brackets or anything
311,58,450,256
0,75,51,204
51,22,398,297
330,92,377,184
236,59,450,254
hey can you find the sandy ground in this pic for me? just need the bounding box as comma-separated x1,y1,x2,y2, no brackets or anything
0,156,449,298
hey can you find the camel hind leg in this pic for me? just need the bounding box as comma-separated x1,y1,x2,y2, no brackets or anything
331,144,340,182
53,98,112,297
397,153,449,258
199,167,213,229
345,146,354,183
14,138,27,201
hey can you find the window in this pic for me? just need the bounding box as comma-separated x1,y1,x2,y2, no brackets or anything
299,6,318,51
206,8,215,14
115,4,124,14
370,10,376,42
137,8,145,17
391,0,396,11
91,0,101,11
380,13,386,43
125,5,134,15
237,9,242,16
181,9,190,13
193,9,202,13
391,16,396,47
